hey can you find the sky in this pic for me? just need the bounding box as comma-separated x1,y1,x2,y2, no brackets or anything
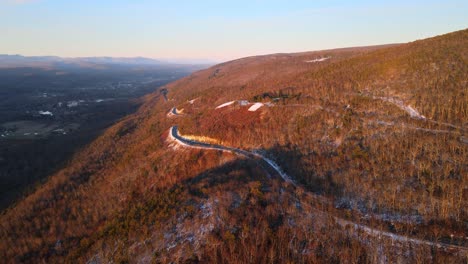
1,0,467,62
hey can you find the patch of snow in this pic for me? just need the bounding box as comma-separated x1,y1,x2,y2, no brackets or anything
461,137,468,145
57,102,63,107
166,242,177,251
39,111,53,116
95,99,104,103
23,133,31,136
337,218,467,252
200,202,213,219
374,96,426,119
410,126,451,134
198,222,215,236
248,102,264,112
262,156,294,184
369,213,424,225
376,120,395,126
305,57,331,63
238,100,250,106
67,101,79,108
215,101,235,109
188,98,199,104
167,129,185,150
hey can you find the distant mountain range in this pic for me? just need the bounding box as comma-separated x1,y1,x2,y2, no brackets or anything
0,54,216,68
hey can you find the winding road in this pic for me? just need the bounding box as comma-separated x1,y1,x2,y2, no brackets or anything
169,126,293,184
168,124,468,255
168,107,184,117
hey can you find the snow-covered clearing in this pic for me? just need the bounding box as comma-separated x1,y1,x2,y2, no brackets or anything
305,57,331,63
215,101,235,109
248,102,264,112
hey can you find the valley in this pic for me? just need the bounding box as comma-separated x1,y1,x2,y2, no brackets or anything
0,60,206,210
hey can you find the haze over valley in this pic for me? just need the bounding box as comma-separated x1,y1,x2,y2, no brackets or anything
0,55,206,209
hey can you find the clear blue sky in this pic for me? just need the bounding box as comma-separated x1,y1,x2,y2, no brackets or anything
1,0,467,62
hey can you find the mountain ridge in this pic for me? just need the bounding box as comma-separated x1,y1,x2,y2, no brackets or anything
0,54,216,68
0,28,466,263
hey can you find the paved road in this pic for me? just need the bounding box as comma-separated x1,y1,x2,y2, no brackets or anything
168,125,468,254
170,125,293,183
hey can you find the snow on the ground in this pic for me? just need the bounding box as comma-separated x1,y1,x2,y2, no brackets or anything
375,96,426,119
188,98,199,104
261,155,294,184
167,130,183,150
214,100,269,109
461,137,468,145
67,101,79,108
167,107,183,117
200,201,214,219
39,111,53,116
238,100,250,106
161,199,219,256
215,101,235,109
305,57,331,63
248,102,264,112
337,217,467,252
169,127,468,252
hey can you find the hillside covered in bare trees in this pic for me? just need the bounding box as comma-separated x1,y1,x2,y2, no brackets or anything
1,29,467,263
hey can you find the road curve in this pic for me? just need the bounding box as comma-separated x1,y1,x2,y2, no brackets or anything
168,107,184,117
169,126,293,184
168,125,468,254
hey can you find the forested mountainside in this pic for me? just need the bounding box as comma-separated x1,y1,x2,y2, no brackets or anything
1,29,466,263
